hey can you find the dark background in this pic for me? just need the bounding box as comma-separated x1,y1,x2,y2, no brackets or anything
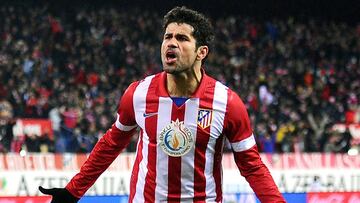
3,0,360,23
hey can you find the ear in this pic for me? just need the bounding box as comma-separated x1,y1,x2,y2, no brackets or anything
196,46,209,61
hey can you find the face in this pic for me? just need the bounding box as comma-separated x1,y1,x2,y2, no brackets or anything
161,22,199,74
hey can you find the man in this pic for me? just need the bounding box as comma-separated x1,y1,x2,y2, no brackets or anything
39,6,285,203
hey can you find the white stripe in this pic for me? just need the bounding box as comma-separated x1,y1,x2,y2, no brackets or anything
133,75,155,129
115,113,137,131
181,98,199,200
131,130,144,202
132,75,154,202
231,134,256,152
133,132,150,203
155,97,173,202
205,82,228,201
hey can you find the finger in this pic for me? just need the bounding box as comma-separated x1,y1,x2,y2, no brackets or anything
38,186,57,195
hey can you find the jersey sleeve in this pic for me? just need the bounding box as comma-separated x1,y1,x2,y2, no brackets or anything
65,82,139,198
223,90,285,203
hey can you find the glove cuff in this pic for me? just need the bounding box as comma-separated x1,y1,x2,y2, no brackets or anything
62,188,80,202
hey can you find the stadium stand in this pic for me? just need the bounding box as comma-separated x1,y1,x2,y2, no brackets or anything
0,1,359,155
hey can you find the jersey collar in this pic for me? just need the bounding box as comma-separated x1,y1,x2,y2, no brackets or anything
156,68,210,98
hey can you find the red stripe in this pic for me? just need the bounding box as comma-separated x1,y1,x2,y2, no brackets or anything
213,135,224,202
117,81,140,126
143,77,159,202
129,130,144,202
167,104,185,202
194,85,215,202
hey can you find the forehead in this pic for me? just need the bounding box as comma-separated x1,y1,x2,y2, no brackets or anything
165,22,194,36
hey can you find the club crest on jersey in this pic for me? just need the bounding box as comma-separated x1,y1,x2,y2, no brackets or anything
159,119,194,157
197,109,213,129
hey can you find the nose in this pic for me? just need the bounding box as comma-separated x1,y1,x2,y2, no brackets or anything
167,37,178,48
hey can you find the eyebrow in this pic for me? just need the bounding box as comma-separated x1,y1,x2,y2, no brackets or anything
164,33,190,39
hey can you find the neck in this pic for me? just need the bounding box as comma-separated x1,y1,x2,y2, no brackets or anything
166,67,202,97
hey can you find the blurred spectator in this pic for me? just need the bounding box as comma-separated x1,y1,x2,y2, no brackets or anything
0,95,13,152
309,176,322,192
323,130,348,153
345,93,360,124
73,118,98,153
24,134,40,152
257,131,276,153
0,119,15,152
39,133,55,153
49,106,61,134
0,4,359,153
0,96,13,120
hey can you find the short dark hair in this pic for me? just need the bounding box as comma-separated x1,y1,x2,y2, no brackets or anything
163,6,215,49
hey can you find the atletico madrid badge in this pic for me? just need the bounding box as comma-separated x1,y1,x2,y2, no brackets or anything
197,109,213,129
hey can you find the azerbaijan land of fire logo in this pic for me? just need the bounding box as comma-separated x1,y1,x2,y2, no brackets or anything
159,119,194,157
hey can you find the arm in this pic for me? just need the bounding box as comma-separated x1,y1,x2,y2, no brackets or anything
66,82,139,198
40,82,139,200
65,122,137,198
223,91,285,203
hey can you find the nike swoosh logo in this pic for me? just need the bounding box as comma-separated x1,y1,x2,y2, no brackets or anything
143,112,158,118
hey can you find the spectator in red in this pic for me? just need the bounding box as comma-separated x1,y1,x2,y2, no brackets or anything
345,94,359,124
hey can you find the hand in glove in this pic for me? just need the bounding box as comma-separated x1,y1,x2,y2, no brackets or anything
39,186,79,203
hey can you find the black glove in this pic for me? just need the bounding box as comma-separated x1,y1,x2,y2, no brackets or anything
39,186,79,203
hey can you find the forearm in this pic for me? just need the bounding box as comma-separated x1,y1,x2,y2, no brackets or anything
234,146,285,202
242,163,284,202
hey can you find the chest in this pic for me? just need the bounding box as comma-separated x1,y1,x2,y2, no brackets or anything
134,97,226,143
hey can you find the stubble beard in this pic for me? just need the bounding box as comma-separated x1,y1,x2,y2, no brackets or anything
163,63,188,75
163,58,197,77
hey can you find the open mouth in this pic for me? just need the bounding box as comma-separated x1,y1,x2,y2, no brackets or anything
165,51,177,63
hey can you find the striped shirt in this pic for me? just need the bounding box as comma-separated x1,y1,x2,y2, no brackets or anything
66,70,285,203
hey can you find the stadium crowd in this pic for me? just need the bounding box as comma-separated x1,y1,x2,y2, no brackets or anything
0,5,359,154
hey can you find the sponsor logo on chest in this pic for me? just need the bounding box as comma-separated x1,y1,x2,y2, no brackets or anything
159,119,194,157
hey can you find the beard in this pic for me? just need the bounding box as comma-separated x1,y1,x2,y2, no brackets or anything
162,58,197,76
163,64,186,74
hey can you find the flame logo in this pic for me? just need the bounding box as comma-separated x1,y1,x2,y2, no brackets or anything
171,133,180,149
159,119,194,157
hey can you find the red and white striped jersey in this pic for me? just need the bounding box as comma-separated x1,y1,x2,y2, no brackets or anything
66,70,285,203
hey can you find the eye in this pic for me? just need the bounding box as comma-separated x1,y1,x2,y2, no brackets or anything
177,36,188,41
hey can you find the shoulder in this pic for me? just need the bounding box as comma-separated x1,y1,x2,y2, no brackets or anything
227,88,246,108
203,75,247,112
117,73,161,117
202,74,228,97
126,73,161,94
225,87,248,125
209,76,245,107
